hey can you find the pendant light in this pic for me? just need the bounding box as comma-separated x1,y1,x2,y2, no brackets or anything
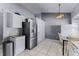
56,4,64,19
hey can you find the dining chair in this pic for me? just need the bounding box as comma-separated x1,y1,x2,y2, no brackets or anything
58,33,63,44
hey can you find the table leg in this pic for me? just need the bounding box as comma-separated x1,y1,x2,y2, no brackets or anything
63,40,64,56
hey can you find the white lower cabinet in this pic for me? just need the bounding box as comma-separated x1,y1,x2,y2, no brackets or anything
14,36,25,56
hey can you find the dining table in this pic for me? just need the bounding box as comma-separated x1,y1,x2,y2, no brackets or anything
62,35,79,56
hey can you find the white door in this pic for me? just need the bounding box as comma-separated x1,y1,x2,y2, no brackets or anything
42,21,45,40
36,17,45,44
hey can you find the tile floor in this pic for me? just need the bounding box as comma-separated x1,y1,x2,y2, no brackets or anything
17,39,63,56
0,39,66,56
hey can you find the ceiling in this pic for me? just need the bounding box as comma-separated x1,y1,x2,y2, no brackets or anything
21,3,77,14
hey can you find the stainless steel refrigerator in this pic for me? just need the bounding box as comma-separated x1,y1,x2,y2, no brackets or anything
22,19,37,50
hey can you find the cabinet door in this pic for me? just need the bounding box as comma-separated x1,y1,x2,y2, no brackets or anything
12,14,22,28
7,13,24,28
36,18,45,43
42,21,45,40
14,36,25,55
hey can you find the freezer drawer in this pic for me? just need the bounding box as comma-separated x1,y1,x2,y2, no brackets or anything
30,38,37,49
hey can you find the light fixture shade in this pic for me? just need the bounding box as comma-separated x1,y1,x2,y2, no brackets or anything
56,13,64,19
56,4,64,19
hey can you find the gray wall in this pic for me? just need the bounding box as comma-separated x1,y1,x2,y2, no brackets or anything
42,13,71,39
45,25,61,39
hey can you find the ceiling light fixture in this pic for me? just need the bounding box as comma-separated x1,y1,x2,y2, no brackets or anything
56,4,64,19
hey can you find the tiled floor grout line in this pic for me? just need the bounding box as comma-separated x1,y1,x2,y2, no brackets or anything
45,42,52,56
56,41,62,56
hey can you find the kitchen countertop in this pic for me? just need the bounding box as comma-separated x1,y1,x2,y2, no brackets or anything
11,35,25,37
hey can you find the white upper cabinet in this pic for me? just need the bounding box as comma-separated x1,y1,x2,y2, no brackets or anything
7,12,25,28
